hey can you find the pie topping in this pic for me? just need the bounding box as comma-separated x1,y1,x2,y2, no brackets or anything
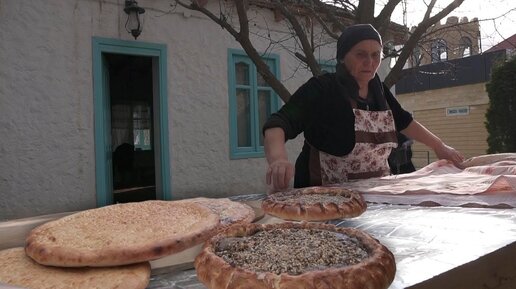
195,222,396,289
262,186,367,221
215,228,368,275
267,190,353,205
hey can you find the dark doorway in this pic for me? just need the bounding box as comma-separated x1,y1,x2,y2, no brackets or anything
105,53,156,203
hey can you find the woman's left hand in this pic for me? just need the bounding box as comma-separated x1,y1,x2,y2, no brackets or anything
434,144,465,168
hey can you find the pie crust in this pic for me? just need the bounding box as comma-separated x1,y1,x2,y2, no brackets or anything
0,247,150,289
195,222,396,289
262,186,367,221
25,200,220,267
176,198,255,227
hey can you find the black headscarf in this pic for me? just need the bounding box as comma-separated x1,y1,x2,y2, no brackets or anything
336,24,382,61
335,24,387,110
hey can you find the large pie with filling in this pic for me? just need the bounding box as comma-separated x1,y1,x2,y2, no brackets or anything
262,186,367,221
195,222,396,289
25,200,220,267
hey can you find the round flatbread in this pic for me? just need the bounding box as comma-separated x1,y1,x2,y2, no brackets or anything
195,222,395,289
25,200,220,267
262,186,367,221
177,198,255,226
0,247,150,289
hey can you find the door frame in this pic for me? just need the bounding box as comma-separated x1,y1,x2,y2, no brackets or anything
92,37,171,207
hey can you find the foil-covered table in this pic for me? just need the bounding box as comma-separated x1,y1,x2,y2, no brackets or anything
148,197,516,289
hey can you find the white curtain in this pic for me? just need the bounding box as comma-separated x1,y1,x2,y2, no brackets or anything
112,104,133,150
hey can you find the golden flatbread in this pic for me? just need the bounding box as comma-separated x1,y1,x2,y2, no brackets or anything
177,198,255,226
0,247,150,289
262,186,367,221
25,200,220,267
195,222,396,289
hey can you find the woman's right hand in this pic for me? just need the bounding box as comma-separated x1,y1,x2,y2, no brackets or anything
434,143,465,169
266,159,294,193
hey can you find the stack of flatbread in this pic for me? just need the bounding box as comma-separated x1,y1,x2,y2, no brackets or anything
0,199,255,289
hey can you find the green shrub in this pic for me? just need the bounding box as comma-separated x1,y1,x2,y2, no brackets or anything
485,56,516,153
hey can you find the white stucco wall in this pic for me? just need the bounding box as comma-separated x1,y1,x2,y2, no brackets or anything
0,0,337,220
0,0,103,220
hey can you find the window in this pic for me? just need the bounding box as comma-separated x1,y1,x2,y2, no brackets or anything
411,46,422,67
431,39,447,63
112,102,152,151
132,104,152,150
319,60,336,73
460,37,472,58
228,49,281,158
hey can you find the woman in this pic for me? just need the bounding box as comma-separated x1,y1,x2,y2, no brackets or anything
263,24,464,192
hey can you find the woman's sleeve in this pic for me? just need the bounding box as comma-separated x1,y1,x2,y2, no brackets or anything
263,77,322,140
384,83,413,131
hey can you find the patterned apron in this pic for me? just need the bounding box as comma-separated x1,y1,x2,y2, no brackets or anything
309,99,398,186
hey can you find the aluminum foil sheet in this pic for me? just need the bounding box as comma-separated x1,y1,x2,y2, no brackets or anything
147,195,516,289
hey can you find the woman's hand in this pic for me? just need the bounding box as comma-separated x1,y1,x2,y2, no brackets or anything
434,143,465,168
266,159,294,193
401,121,465,168
263,127,294,193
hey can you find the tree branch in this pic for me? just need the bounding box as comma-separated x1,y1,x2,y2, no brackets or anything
308,2,340,40
374,0,402,36
356,0,375,24
175,0,292,101
273,0,321,76
312,0,346,38
175,0,239,37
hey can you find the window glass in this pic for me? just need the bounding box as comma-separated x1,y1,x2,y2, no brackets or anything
319,60,336,73
229,51,280,158
257,70,267,87
431,39,447,63
112,103,152,151
236,88,251,147
257,89,272,146
460,37,472,57
236,62,249,85
133,104,152,150
412,46,422,66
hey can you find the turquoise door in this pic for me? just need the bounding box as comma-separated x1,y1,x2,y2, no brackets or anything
92,37,171,206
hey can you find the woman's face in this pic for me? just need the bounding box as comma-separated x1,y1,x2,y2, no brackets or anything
342,40,382,85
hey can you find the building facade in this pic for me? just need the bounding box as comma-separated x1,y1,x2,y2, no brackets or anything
409,16,480,67
396,50,507,168
0,0,302,219
0,0,404,220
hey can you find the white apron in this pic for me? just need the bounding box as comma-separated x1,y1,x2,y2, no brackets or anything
308,99,398,185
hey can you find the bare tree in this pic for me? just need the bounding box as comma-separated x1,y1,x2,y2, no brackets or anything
172,0,466,102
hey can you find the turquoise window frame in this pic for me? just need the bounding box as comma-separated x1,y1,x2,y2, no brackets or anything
92,37,171,206
228,49,281,159
319,59,337,73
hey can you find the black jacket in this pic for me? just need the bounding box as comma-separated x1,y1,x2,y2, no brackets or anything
263,70,413,187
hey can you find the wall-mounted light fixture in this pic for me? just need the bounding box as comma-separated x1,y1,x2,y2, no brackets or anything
124,0,145,40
